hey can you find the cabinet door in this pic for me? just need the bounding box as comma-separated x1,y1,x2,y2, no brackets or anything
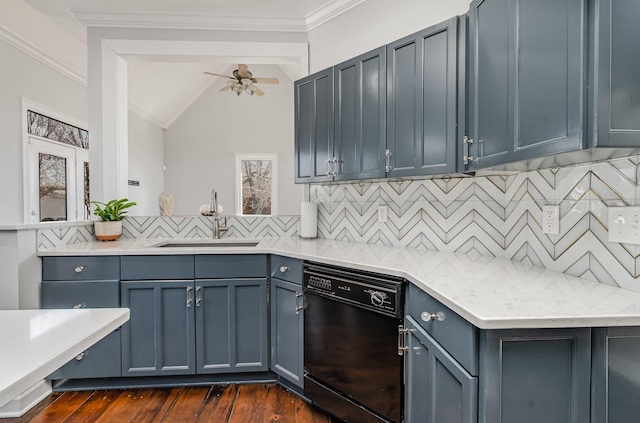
196,278,268,373
270,278,303,388
294,68,334,183
593,0,640,147
387,18,459,177
334,47,386,181
479,328,591,423
592,327,640,423
467,0,586,170
121,280,196,376
405,316,477,423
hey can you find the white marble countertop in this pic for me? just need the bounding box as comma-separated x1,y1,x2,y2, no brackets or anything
0,308,129,409
37,237,640,330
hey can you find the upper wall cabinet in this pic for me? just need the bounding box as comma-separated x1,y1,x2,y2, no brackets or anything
592,0,640,147
387,17,460,177
334,47,386,181
295,68,334,183
464,0,587,171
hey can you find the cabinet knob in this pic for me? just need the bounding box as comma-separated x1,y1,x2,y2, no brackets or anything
74,266,86,273
73,303,84,309
75,352,86,361
279,266,290,273
421,311,445,322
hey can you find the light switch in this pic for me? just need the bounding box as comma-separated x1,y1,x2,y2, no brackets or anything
608,206,640,244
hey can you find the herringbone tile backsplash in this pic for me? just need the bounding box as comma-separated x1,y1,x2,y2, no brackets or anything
311,156,640,292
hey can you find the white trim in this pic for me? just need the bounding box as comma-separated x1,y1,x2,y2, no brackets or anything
305,0,369,31
0,26,87,86
73,11,307,32
127,104,167,129
234,153,278,217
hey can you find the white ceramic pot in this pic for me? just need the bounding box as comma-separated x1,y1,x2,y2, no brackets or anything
94,220,123,241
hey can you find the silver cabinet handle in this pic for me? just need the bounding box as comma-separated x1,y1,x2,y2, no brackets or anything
385,149,393,172
295,292,303,314
74,266,86,273
421,311,445,322
75,352,86,361
398,325,409,355
463,136,474,164
73,303,84,309
186,286,193,307
279,265,290,273
195,286,202,307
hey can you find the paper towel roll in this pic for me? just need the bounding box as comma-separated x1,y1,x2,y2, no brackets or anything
300,202,318,239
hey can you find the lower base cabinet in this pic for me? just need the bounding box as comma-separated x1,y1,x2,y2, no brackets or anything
592,327,640,423
404,316,477,423
270,278,304,388
479,328,591,423
121,278,268,377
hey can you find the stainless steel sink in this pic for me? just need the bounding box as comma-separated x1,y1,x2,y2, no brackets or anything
154,241,259,248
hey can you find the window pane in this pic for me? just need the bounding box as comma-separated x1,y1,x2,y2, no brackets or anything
27,110,89,149
241,160,272,215
39,153,67,221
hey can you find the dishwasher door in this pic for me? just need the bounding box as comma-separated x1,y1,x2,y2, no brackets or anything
304,289,403,423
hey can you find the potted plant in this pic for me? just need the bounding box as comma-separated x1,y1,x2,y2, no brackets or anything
91,198,136,241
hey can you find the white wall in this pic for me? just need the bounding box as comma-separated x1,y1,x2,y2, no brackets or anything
164,64,302,216
0,40,87,224
308,0,472,72
128,112,165,215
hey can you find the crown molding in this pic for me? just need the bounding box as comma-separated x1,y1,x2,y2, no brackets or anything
305,0,369,31
0,25,87,86
73,11,308,33
128,103,168,129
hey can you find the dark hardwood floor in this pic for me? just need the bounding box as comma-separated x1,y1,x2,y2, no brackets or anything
6,383,342,423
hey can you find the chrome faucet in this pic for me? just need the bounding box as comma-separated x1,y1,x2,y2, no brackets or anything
210,188,228,239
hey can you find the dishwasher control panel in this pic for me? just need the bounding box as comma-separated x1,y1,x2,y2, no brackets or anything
303,263,403,318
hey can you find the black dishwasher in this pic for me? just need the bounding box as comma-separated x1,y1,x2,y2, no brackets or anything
303,262,405,423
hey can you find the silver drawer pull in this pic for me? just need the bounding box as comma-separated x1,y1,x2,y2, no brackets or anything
421,311,445,322
73,303,84,309
75,352,86,361
74,266,86,273
279,266,290,273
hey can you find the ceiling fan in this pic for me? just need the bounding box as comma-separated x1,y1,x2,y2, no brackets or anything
204,64,279,96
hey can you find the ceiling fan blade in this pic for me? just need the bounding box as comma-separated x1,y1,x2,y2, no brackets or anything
237,64,250,78
254,86,266,96
252,77,279,85
219,85,231,92
204,71,235,80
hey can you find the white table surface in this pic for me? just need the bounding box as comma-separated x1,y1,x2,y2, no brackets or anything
0,308,129,409
37,237,640,329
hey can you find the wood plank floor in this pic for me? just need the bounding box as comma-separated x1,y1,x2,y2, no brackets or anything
6,384,343,423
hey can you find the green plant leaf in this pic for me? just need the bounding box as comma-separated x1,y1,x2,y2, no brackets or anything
91,198,137,221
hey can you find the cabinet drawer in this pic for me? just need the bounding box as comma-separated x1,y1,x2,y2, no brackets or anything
48,331,122,379
270,255,303,284
195,255,267,279
41,280,120,308
42,256,119,281
408,283,478,375
121,255,194,280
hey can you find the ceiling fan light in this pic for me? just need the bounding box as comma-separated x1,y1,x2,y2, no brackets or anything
226,80,237,88
246,85,257,95
241,78,252,86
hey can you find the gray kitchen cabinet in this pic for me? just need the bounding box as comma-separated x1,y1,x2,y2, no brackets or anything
270,256,304,389
120,279,196,376
592,0,640,147
592,327,640,423
333,47,386,181
387,17,460,177
121,254,268,376
41,256,122,380
479,328,591,423
404,316,477,423
294,68,334,183
465,0,587,171
195,278,268,373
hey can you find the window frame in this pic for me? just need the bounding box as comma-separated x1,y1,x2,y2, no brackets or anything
234,153,278,216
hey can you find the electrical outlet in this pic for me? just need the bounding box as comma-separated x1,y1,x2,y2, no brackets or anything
608,206,640,244
542,205,560,235
377,205,388,223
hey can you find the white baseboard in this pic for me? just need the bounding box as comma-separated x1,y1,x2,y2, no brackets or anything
0,380,52,418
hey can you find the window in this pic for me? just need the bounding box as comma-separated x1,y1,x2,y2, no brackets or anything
235,154,277,216
23,102,89,222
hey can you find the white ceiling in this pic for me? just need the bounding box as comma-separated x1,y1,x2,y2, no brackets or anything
22,0,358,128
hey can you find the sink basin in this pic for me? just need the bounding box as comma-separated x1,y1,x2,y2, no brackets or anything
154,241,259,248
